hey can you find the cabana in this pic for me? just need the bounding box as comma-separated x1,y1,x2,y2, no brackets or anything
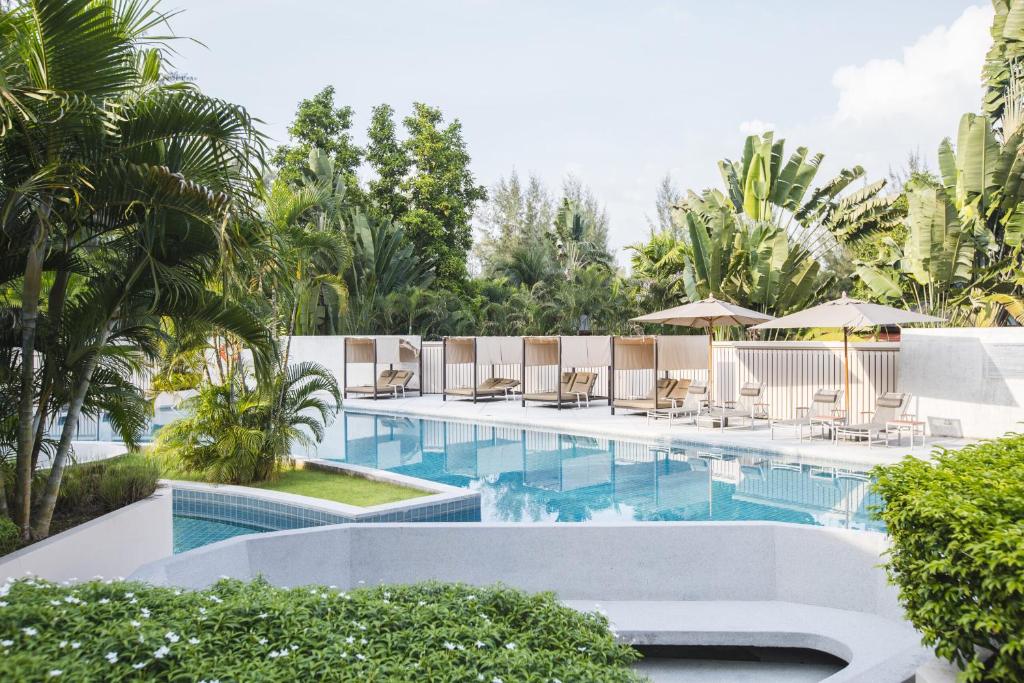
521,336,611,409
442,336,522,403
610,335,708,414
342,336,422,400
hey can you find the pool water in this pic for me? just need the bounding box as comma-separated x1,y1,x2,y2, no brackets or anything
324,411,885,532
173,515,270,553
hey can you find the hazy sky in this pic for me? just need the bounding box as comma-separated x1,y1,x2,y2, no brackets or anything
168,1,990,264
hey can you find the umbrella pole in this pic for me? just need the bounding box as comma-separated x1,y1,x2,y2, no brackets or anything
843,327,850,417
707,317,715,407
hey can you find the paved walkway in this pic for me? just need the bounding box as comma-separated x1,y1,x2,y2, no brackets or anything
341,394,973,470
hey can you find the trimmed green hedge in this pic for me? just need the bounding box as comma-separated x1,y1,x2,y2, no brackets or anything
872,433,1024,682
0,579,642,682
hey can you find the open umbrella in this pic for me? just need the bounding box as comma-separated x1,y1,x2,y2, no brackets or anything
750,292,943,412
631,296,774,401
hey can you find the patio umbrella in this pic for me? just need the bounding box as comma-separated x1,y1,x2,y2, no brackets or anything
631,296,774,401
750,292,943,412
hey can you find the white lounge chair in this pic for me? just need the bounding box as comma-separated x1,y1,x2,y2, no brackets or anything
770,389,842,441
696,383,765,431
835,392,912,447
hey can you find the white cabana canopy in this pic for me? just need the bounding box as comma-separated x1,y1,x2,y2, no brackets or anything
344,336,420,365
523,335,611,368
750,293,943,410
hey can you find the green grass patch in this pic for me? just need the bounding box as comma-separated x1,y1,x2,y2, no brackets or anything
254,468,425,506
149,447,425,507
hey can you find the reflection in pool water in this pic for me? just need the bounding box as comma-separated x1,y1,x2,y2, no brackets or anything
324,411,884,532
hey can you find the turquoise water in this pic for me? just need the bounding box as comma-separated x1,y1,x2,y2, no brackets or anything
173,515,269,553
326,411,884,532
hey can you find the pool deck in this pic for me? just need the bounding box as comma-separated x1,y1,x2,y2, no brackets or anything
340,394,973,470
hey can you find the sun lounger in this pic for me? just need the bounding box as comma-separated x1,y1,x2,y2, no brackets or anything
646,379,699,424
770,389,842,441
614,378,678,412
445,377,520,401
347,369,414,398
696,383,765,431
835,392,911,447
523,372,582,406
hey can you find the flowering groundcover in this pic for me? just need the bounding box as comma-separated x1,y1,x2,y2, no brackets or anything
0,578,642,681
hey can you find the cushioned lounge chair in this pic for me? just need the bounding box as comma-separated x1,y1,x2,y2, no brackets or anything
444,376,520,400
523,372,578,405
614,378,677,412
770,389,842,441
835,392,911,447
347,369,414,398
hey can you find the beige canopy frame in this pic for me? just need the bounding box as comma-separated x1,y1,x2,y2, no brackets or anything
343,336,422,400
520,336,611,409
610,335,708,414
442,336,522,403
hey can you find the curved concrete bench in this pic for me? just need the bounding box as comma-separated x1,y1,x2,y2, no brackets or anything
132,522,936,682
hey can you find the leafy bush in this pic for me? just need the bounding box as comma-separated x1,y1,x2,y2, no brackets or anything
96,456,160,511
0,517,18,556
57,455,159,514
872,433,1024,682
0,579,641,682
157,361,339,484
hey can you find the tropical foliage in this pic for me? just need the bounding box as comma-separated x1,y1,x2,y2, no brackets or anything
156,361,340,484
872,433,1024,682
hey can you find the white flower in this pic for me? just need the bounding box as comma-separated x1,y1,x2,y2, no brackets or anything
577,646,587,652
417,600,427,606
48,670,62,677
105,652,118,664
70,641,80,649
257,637,268,645
466,594,477,601
475,640,487,648
198,607,207,614
188,637,200,645
164,632,180,643
153,645,170,659
493,678,504,683
257,612,268,619
360,638,367,645
124,592,135,599
139,607,150,617
130,619,141,627
22,627,37,637
345,636,354,644
355,653,366,661
0,601,7,607
173,590,182,596
207,595,222,604
504,642,516,650
476,676,485,682
132,663,146,670
0,640,11,647
59,641,67,649
443,642,456,651
98,598,110,605
49,600,61,606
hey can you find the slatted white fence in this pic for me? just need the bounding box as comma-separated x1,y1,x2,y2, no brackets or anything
421,340,899,418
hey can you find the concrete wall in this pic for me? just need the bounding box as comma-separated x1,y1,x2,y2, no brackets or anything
0,486,173,581
900,328,1024,438
132,522,899,620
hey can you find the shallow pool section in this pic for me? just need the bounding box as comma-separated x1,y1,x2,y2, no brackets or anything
324,411,884,531
173,515,269,554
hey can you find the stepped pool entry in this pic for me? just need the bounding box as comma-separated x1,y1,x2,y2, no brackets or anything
323,410,884,531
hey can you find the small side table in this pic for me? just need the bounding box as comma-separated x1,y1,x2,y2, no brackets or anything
885,419,926,448
810,415,846,443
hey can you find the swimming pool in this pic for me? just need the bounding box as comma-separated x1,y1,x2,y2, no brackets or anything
173,515,270,554
324,411,884,532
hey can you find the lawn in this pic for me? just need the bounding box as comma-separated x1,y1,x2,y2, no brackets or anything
254,467,426,506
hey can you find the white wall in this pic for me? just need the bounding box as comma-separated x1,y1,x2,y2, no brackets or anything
900,328,1024,438
0,487,173,582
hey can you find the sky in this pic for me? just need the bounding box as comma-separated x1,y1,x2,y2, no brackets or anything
168,1,992,265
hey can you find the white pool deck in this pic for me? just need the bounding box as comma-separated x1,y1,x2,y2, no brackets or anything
340,393,974,470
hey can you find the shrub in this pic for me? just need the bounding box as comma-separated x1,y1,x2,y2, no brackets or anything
95,455,160,511
0,579,642,682
0,517,19,556
872,433,1024,682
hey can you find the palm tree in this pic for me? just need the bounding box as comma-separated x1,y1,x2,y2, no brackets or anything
0,0,269,538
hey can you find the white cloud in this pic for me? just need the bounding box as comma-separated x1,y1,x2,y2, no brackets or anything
831,4,992,126
739,119,776,136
